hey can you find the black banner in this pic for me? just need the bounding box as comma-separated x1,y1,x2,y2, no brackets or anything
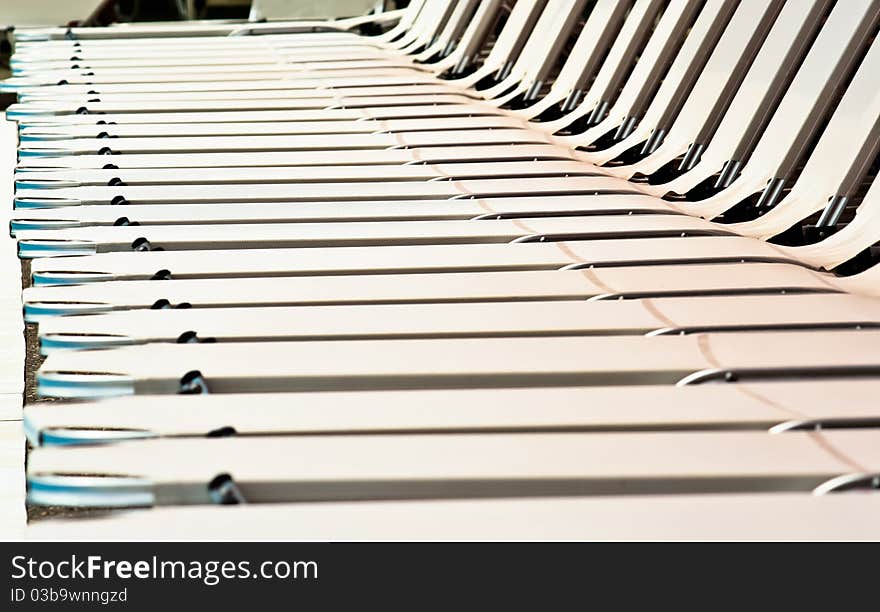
0,542,872,609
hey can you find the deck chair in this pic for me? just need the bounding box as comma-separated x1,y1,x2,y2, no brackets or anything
11,2,414,41
0,6,784,264
594,0,790,180
5,3,696,147
631,0,833,199
13,1,585,112
549,0,709,148
3,1,520,101
3,0,824,284
12,160,604,189
5,5,592,175
29,293,880,353
20,262,836,318
14,114,544,142
3,3,668,155
14,214,724,258
5,2,487,92
5,0,646,148
12,2,880,532
22,380,880,445
10,0,628,122
12,1,880,368
9,193,678,233
31,329,880,396
536,0,684,135
669,0,880,221
793,178,880,271
24,428,880,504
15,0,872,249
20,235,805,286
23,493,880,540
13,143,582,172
3,3,672,165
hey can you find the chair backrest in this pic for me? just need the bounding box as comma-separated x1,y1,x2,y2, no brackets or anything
515,0,633,118
550,0,703,139
539,0,668,134
612,0,786,179
448,0,548,89
482,0,590,104
576,0,739,165
643,0,832,197
795,174,880,270
737,25,880,240
431,0,506,74
384,0,451,50
412,0,480,62
678,0,880,220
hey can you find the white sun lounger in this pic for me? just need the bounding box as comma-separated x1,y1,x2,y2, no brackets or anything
15,214,725,258
26,429,880,505
24,493,880,540
31,293,880,353
33,329,880,396
22,379,880,445
22,234,805,285
21,263,837,320
9,194,674,233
